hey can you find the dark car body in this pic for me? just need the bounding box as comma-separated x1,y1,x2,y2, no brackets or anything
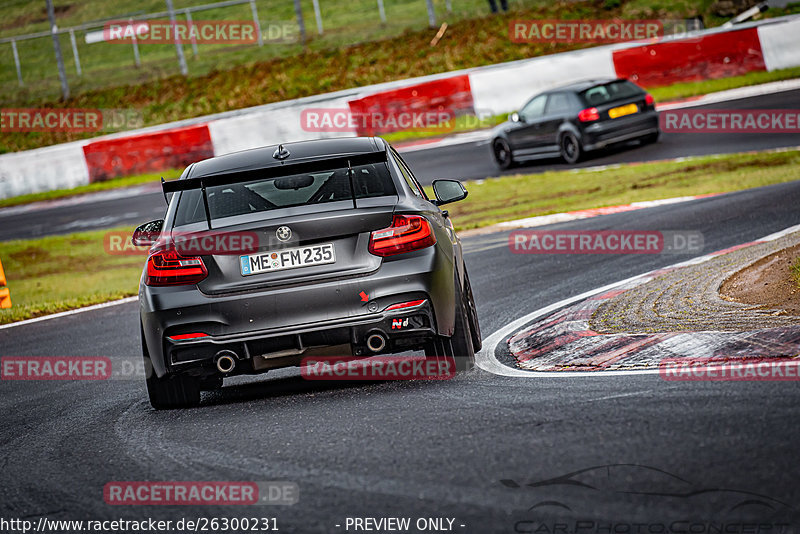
491,78,660,168
135,137,480,408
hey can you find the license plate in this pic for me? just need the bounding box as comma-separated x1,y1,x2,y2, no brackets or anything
608,103,639,119
240,243,335,276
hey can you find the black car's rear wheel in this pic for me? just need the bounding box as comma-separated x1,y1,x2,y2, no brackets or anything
492,138,514,170
425,274,476,372
464,269,481,353
560,132,583,164
640,131,660,145
142,325,201,409
146,373,201,410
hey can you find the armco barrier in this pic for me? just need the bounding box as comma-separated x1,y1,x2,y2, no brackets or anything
347,75,474,136
82,124,214,182
611,27,766,87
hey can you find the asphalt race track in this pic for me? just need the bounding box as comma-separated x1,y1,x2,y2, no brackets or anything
1,89,799,242
2,177,800,531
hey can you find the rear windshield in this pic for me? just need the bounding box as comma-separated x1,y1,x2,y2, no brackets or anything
580,80,643,107
174,162,396,226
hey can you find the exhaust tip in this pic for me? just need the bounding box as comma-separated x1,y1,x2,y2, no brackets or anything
366,333,387,353
214,351,237,373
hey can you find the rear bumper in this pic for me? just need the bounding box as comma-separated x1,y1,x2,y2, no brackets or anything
162,300,437,376
140,246,454,378
581,110,659,151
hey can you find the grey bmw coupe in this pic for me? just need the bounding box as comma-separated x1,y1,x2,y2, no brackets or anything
133,137,481,409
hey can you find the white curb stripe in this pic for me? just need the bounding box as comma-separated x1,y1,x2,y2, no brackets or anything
0,296,138,331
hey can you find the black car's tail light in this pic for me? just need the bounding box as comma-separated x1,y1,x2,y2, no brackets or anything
578,107,600,122
645,93,655,106
368,215,436,257
145,248,208,286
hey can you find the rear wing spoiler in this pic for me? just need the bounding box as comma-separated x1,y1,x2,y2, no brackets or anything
161,151,388,229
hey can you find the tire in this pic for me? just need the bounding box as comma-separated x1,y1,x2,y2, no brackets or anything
146,373,201,409
425,273,476,372
141,325,200,409
463,270,482,353
560,132,583,164
640,131,660,145
492,138,514,170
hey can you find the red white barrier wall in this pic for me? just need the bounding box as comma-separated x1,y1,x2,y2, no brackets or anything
758,18,800,72
1,16,799,200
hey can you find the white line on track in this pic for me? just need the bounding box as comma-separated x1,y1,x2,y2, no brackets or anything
0,296,138,330
474,223,800,378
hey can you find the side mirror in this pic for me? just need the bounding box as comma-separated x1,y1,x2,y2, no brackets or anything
432,179,468,206
510,112,522,123
132,219,164,247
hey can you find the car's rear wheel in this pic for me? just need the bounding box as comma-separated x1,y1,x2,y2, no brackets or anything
142,326,201,409
492,138,514,170
425,274,475,372
463,270,481,353
560,132,583,164
640,131,660,145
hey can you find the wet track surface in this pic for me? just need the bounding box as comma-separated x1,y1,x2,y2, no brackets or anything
2,179,800,531
1,89,799,242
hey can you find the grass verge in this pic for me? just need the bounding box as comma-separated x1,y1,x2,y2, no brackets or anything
792,257,800,289
0,227,145,324
440,149,800,230
2,148,799,324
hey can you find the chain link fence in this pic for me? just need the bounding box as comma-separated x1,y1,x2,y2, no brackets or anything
0,0,514,103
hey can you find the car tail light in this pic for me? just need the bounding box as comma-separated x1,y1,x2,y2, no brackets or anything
145,248,208,286
645,93,655,106
369,215,436,257
168,332,209,341
578,107,600,122
385,299,427,311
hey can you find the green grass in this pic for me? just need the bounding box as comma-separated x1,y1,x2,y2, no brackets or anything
2,148,800,324
441,149,800,231
0,169,181,209
0,227,145,324
792,257,800,289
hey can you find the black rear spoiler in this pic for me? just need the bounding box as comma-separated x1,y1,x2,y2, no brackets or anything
161,150,388,229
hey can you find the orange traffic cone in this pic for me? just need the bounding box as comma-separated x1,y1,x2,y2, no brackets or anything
0,257,11,308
